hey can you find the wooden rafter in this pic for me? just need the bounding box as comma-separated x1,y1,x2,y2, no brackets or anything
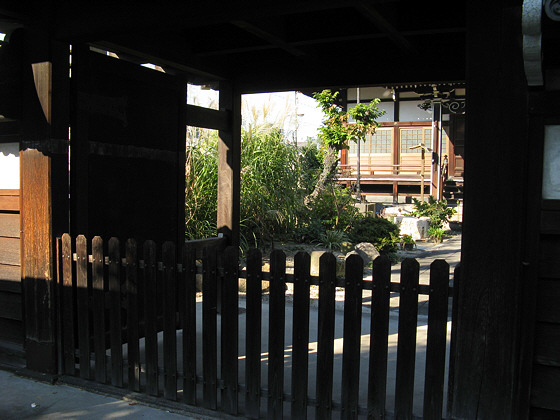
231,20,306,57
352,0,412,52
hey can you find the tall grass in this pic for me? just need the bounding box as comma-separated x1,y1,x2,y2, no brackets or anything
185,127,218,240
185,125,314,246
240,127,305,244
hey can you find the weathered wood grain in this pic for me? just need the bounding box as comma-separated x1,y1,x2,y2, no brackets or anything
341,253,363,420
291,251,310,420
0,237,19,266
267,249,286,420
316,252,336,420
368,255,391,419
423,259,450,420
221,245,239,415
0,264,21,293
182,244,197,405
126,239,140,392
245,248,262,419
162,241,177,401
76,235,90,380
108,237,123,387
202,245,218,410
394,258,419,419
0,213,20,238
92,236,106,383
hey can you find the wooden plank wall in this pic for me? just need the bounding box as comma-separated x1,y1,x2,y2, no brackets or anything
71,47,185,245
0,189,22,346
531,199,560,419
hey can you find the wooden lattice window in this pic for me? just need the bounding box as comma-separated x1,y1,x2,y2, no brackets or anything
400,128,428,153
348,128,392,154
369,128,392,154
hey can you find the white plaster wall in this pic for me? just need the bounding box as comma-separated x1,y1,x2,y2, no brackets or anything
0,142,20,189
543,125,560,199
399,100,432,122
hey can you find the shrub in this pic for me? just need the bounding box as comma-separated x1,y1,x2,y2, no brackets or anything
427,226,445,243
411,196,456,229
375,232,401,254
293,219,326,243
348,215,400,244
309,185,360,231
318,230,350,251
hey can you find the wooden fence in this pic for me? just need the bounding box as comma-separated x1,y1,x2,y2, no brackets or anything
55,234,458,420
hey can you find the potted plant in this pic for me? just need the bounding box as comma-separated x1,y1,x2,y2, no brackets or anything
400,234,416,251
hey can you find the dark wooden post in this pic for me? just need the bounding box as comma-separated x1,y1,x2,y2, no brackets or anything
20,30,69,374
217,81,241,247
430,100,442,200
452,2,531,418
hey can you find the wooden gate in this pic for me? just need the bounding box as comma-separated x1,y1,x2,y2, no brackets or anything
56,234,457,419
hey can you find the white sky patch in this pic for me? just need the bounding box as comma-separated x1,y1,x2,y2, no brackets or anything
0,33,6,42
187,85,323,144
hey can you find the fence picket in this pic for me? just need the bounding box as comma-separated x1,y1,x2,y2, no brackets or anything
92,236,106,383
108,237,123,387
341,253,364,420
423,259,450,420
61,233,75,376
202,245,218,410
221,245,239,415
447,263,461,418
76,234,90,379
316,252,337,420
143,240,159,396
55,234,457,420
368,255,391,419
394,258,420,419
291,251,311,420
125,239,140,391
268,250,287,420
182,244,197,405
163,241,177,400
245,248,262,419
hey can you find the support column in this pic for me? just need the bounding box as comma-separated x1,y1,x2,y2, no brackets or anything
451,2,530,418
20,31,69,374
430,100,442,200
217,81,241,247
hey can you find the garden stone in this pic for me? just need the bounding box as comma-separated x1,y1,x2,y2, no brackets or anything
310,251,345,277
399,216,430,240
340,242,354,253
352,242,380,265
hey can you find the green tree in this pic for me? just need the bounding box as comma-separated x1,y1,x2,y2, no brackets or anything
306,89,385,205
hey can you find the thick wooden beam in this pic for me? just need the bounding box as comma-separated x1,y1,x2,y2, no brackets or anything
20,32,70,374
216,81,241,246
185,104,230,131
231,20,306,57
452,2,531,418
353,0,412,52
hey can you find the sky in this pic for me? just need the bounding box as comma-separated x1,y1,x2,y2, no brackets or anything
187,85,324,145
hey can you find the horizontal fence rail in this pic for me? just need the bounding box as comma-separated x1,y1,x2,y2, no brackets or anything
56,234,457,420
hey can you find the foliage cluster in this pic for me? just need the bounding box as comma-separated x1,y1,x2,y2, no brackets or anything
185,128,219,240
312,89,386,151
185,94,398,257
348,216,401,253
239,128,305,246
411,196,456,242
